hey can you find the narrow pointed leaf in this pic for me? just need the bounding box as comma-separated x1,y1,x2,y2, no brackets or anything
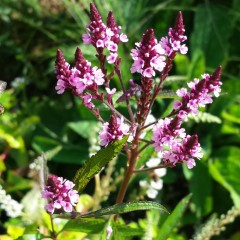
156,194,192,240
80,201,169,218
62,218,107,233
74,135,128,192
117,225,145,236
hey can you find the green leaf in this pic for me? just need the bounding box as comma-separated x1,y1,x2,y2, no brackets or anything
209,147,240,207
188,50,205,80
32,136,89,164
74,135,128,192
68,121,99,139
191,4,234,67
156,194,192,240
117,224,145,237
80,201,169,218
183,162,212,218
62,218,107,233
174,54,190,75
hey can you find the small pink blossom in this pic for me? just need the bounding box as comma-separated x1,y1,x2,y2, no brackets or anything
106,87,116,95
107,52,118,64
120,33,128,42
82,33,92,44
82,93,95,109
173,100,182,109
143,67,155,77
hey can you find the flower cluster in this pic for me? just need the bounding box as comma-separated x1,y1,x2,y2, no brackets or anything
42,175,79,214
0,185,23,218
82,3,128,64
152,116,202,169
152,67,222,169
173,67,222,116
130,29,166,77
99,115,129,146
160,11,188,56
55,48,105,109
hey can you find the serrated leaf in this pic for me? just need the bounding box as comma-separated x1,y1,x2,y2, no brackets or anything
80,201,169,218
62,218,107,233
156,194,192,240
74,135,128,192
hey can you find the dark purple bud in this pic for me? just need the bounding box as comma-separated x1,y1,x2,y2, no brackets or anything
141,29,155,48
107,11,117,29
185,135,198,152
55,49,66,71
209,66,222,86
174,11,185,35
90,3,102,22
74,47,86,69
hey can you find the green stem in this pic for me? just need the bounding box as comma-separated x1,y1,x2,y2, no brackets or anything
50,214,57,240
133,164,169,173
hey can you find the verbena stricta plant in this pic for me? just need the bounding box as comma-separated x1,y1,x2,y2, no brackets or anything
42,2,222,238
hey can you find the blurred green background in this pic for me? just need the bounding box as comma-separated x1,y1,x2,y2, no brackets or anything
0,0,239,239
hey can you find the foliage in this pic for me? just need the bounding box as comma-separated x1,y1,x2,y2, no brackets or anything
0,0,240,239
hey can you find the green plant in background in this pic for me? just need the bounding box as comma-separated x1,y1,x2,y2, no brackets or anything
0,0,240,239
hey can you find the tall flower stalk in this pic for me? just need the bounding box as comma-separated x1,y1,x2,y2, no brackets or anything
52,3,222,208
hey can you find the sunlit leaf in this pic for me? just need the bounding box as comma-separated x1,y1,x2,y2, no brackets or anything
80,201,169,218
74,135,128,192
62,218,107,233
156,194,192,240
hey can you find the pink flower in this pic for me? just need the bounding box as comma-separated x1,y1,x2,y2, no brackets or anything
120,33,128,42
130,29,166,77
160,12,188,56
99,115,129,146
107,52,118,64
82,93,95,109
42,175,79,214
152,117,202,169
82,33,92,44
82,3,128,63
